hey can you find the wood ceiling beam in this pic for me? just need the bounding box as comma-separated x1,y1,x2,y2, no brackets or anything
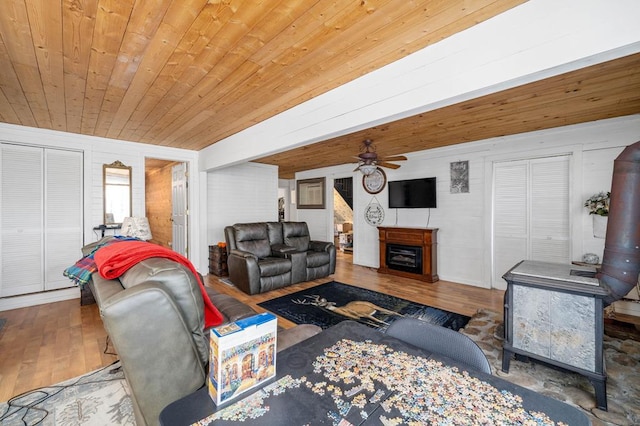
257,53,640,179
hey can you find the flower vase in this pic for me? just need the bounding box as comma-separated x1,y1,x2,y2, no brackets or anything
592,215,607,239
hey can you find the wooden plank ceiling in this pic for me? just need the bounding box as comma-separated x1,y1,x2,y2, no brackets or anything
1,0,639,179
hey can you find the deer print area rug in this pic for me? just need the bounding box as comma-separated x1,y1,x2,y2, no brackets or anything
257,281,469,332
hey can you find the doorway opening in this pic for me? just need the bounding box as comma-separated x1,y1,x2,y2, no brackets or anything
145,158,189,257
333,177,353,254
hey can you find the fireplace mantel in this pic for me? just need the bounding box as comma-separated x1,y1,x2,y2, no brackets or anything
378,226,438,282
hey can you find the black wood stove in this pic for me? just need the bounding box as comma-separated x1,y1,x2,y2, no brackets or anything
502,260,610,411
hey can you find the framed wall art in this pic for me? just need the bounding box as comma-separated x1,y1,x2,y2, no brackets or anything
450,160,469,193
296,177,326,209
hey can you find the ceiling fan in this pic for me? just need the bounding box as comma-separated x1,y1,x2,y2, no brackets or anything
353,139,407,175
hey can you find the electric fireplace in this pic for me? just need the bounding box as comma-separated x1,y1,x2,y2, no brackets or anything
377,227,439,282
386,244,422,274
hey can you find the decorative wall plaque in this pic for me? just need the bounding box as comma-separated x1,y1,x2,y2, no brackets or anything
364,197,385,226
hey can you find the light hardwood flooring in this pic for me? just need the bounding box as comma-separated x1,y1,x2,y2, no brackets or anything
0,252,504,402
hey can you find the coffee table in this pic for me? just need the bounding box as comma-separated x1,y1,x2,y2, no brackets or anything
160,320,590,425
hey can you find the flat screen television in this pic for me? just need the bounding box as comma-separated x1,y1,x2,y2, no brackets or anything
388,177,437,208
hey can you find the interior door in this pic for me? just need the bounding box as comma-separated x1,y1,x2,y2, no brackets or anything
492,155,570,289
1,144,44,296
45,149,83,290
172,162,188,257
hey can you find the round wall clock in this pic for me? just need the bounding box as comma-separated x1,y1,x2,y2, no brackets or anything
362,167,387,194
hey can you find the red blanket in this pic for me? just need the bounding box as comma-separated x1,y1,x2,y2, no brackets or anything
94,241,223,328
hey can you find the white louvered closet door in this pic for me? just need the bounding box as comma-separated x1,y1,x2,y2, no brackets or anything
45,149,83,290
1,145,44,297
1,144,83,297
492,155,570,289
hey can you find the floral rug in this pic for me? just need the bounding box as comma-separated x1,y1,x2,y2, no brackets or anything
0,361,135,426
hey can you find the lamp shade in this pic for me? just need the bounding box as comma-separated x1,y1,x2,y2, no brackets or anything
359,164,377,176
121,217,153,240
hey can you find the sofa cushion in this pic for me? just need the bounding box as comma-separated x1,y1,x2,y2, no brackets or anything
282,222,311,251
233,223,271,259
267,222,284,245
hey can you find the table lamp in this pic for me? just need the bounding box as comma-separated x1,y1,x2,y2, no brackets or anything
121,217,153,241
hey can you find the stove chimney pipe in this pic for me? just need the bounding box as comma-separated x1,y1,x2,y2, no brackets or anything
598,141,640,306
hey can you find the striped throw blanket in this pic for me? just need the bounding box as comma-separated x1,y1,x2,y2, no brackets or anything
63,236,139,287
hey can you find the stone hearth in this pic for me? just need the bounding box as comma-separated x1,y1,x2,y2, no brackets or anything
461,310,640,426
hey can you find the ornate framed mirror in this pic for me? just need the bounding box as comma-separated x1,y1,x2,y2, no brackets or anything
103,160,132,224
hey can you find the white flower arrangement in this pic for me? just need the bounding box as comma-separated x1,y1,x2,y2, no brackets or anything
584,191,610,216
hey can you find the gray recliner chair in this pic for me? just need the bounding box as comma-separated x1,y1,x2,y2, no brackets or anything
225,221,336,295
225,222,295,295
89,254,321,426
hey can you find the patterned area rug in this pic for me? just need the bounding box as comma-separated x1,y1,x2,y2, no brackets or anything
0,361,135,426
258,281,470,332
460,309,640,426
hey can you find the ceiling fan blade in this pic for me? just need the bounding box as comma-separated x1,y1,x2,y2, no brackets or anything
378,161,401,169
383,155,407,162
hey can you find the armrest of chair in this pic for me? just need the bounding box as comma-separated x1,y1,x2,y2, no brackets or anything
227,249,261,295
271,244,298,257
309,240,334,252
229,248,259,260
309,241,336,274
204,287,257,323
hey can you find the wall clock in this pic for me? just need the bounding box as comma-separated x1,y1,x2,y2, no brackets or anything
362,167,387,194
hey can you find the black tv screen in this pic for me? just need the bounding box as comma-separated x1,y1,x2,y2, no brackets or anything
388,177,437,208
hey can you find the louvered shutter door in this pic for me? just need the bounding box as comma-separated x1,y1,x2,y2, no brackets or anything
492,155,570,288
530,156,570,263
493,161,529,287
1,145,44,297
45,149,83,290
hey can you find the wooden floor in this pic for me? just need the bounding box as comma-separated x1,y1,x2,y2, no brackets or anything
0,252,504,402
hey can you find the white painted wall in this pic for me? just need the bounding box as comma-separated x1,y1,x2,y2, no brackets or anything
289,115,640,289
199,0,640,172
0,123,201,309
206,162,278,246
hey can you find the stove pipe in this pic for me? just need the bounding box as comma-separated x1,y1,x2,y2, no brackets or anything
598,140,640,307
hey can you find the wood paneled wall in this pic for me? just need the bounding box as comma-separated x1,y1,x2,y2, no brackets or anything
145,162,177,248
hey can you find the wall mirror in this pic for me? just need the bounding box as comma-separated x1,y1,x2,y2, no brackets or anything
103,160,132,224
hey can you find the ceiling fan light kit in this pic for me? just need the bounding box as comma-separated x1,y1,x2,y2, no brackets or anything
354,139,407,201
355,139,407,176
359,164,378,175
